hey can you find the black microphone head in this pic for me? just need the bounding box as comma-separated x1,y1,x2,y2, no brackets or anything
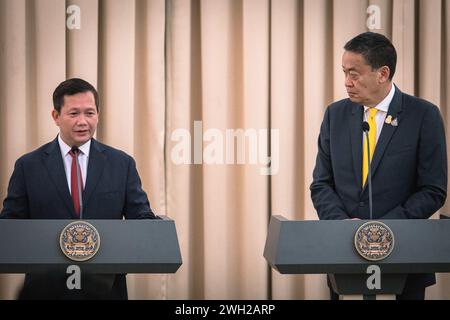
71,146,80,153
362,121,370,132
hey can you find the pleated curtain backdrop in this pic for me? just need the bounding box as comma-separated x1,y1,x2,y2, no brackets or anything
0,0,449,299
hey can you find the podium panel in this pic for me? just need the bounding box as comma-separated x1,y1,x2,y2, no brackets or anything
0,217,182,274
264,215,450,296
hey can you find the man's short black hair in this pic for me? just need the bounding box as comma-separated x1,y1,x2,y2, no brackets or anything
344,32,397,80
53,78,99,112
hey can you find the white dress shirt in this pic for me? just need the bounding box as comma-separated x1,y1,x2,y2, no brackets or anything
363,84,396,144
58,135,90,193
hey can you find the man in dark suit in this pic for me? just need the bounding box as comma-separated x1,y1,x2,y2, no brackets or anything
0,78,158,299
310,32,447,300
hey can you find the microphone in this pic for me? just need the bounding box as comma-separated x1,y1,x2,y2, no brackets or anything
362,121,373,221
362,121,370,133
71,146,83,219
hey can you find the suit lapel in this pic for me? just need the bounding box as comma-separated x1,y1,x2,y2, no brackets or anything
43,137,77,217
350,103,364,189
363,86,404,192
83,139,107,210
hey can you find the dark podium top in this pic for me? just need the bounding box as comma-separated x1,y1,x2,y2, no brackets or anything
0,217,182,274
264,215,450,295
264,215,450,274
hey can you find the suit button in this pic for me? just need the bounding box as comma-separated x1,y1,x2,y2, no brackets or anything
359,202,365,207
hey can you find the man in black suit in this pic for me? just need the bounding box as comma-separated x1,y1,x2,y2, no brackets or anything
310,32,447,300
0,78,158,299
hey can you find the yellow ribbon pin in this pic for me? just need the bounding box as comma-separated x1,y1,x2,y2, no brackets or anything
385,115,392,124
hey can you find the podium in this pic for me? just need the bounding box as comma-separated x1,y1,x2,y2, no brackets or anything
0,216,182,274
264,215,450,299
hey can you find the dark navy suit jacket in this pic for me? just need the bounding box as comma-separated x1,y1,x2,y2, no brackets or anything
1,137,157,299
310,86,447,291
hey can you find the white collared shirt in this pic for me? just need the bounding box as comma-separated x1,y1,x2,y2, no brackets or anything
363,84,396,143
58,135,90,193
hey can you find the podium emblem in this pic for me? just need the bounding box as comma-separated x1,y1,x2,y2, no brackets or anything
60,221,100,261
354,221,394,261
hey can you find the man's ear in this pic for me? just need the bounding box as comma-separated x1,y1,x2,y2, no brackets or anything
378,66,391,84
52,109,60,125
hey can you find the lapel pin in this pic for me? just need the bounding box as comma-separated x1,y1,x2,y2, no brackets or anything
391,118,398,127
385,115,392,124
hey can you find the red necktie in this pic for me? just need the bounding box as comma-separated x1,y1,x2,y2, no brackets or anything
69,148,83,217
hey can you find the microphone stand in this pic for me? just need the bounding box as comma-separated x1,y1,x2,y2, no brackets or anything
71,146,83,220
363,129,373,221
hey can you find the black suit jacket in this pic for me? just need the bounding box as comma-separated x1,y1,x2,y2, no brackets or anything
310,86,447,291
1,137,157,299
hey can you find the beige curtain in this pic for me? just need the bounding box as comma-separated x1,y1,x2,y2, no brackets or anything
0,0,449,299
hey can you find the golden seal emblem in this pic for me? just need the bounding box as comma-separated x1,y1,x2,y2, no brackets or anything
354,221,394,261
60,221,100,262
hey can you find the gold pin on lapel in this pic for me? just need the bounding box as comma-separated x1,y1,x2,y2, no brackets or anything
385,115,392,124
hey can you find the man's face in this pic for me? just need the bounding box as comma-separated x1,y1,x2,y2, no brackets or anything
52,91,99,147
342,51,385,106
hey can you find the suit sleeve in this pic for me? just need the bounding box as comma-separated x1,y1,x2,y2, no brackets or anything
310,107,351,220
123,156,159,219
381,104,447,219
0,159,29,219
